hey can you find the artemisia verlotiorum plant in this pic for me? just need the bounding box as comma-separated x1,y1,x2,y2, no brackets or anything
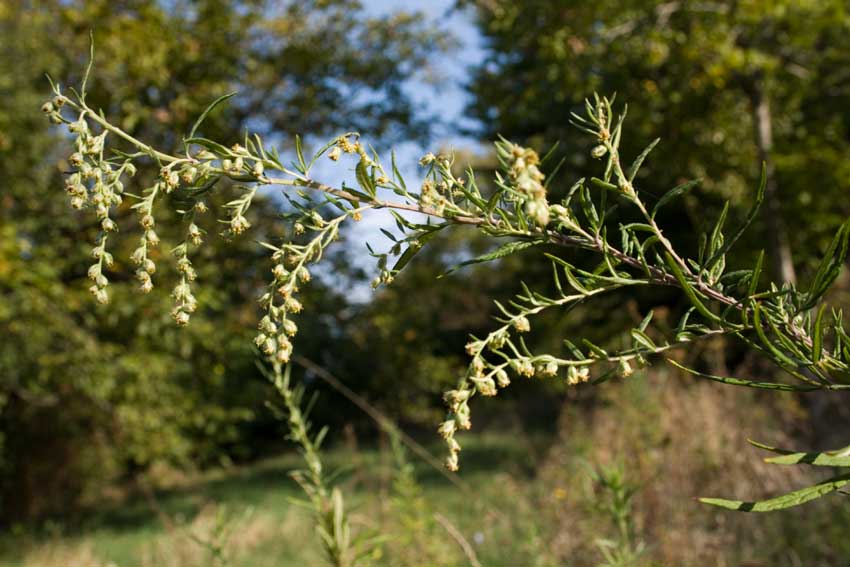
41,44,850,566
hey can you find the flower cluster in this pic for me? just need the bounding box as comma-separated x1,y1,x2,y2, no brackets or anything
47,101,139,304
45,65,850,513
128,184,162,296
327,134,360,162
502,143,549,227
254,210,344,365
255,255,308,365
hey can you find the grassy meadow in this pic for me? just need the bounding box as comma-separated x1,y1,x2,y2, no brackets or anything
5,370,850,566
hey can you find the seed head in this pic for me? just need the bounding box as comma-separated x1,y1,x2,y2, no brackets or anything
445,452,459,472
591,144,608,159
513,316,531,333
230,215,250,235
181,167,198,185
188,223,203,246
262,337,276,355
438,420,456,439
173,310,190,326
282,319,298,337
284,297,302,314
542,360,559,377
474,376,497,396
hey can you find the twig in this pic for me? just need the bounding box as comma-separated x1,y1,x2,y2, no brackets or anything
293,354,470,492
433,512,482,567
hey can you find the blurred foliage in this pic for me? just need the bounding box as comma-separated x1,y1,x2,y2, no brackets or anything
6,0,850,538
0,0,444,520
465,0,850,279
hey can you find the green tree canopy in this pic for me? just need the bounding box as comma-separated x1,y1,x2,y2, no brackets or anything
465,0,850,282
0,0,444,520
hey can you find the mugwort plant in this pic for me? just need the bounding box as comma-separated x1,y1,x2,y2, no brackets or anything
41,43,850,563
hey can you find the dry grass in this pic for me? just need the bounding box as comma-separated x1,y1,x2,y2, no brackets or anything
22,540,115,567
535,364,822,566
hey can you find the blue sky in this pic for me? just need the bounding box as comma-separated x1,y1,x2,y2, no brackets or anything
307,0,488,292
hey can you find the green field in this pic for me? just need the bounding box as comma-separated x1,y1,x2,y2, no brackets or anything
5,407,850,567
2,433,555,567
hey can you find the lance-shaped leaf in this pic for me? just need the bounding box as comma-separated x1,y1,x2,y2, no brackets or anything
627,137,660,181
753,440,850,466
442,239,544,276
663,252,721,323
187,92,237,142
703,164,766,271
651,179,701,218
802,218,850,309
391,229,441,273
355,157,376,198
699,472,850,511
812,304,827,364
668,360,817,391
185,136,232,157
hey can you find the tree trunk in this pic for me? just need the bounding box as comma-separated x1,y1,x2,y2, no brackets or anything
749,78,797,285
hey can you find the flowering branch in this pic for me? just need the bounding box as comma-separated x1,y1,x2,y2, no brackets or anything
42,66,850,518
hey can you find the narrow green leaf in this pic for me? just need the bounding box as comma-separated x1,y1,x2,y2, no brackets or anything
699,472,850,511
638,311,654,332
582,339,608,358
188,92,237,141
81,31,95,99
631,329,656,350
562,339,585,360
306,138,339,171
443,240,543,276
803,218,850,309
748,251,764,297
764,443,850,467
752,303,800,368
294,134,307,174
185,136,232,157
391,232,438,273
547,254,591,294
391,150,406,191
812,305,827,364
627,137,660,181
590,177,618,192
704,164,766,270
663,252,721,323
707,203,729,258
356,158,376,198
746,439,795,455
668,360,816,391
651,179,700,218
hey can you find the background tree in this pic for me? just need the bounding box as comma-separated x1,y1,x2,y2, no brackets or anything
0,0,444,520
464,0,850,283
